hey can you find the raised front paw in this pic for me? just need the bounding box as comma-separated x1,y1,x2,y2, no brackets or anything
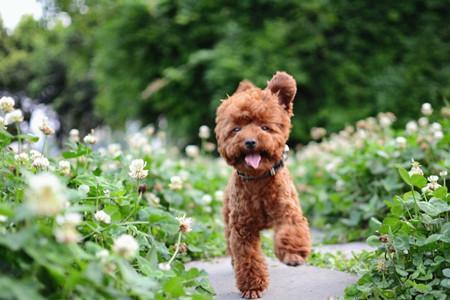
281,252,305,266
241,289,263,299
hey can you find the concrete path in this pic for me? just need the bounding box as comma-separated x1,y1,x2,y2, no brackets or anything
188,242,374,300
190,257,358,300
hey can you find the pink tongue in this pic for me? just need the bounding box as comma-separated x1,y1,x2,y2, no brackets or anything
245,154,261,169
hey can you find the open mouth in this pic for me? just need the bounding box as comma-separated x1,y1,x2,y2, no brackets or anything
242,151,269,169
245,153,261,169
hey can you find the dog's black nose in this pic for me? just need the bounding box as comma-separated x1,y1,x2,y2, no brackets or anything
244,139,256,149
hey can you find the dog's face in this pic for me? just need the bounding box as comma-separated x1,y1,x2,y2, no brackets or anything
215,72,297,175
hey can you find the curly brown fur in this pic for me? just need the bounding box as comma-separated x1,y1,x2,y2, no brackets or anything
215,71,311,299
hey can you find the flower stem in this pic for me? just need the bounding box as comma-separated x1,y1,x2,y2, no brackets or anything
167,231,183,265
15,123,22,152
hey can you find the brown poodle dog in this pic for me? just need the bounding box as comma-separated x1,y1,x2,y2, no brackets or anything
215,71,312,299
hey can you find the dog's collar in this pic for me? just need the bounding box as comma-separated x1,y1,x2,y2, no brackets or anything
236,145,289,181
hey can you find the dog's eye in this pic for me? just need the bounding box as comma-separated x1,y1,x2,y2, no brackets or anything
232,127,241,133
261,126,270,131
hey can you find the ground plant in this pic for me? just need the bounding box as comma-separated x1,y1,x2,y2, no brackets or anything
345,165,449,299
293,104,449,242
0,102,226,299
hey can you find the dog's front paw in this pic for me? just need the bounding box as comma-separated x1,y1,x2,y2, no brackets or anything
241,289,263,299
281,253,305,266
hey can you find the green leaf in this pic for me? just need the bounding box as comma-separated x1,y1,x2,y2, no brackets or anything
443,269,450,278
395,266,409,277
0,129,12,146
63,145,92,158
163,277,185,297
17,134,39,143
393,235,409,250
433,186,448,199
0,226,36,251
0,276,45,300
417,199,450,217
410,174,427,188
441,279,450,289
412,282,432,293
367,235,381,247
398,168,412,185
93,167,102,176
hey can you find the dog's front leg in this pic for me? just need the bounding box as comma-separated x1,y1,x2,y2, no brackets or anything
230,227,268,299
274,212,311,266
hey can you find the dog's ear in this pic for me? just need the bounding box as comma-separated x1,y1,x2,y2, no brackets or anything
267,71,297,114
234,80,256,94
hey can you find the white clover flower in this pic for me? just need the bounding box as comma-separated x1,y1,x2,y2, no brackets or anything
418,117,428,128
176,215,193,233
83,130,97,144
58,160,71,176
38,116,55,136
158,262,171,271
54,226,80,244
201,194,212,205
169,176,183,190
69,129,80,142
96,249,109,261
185,145,200,158
78,184,90,195
142,144,152,155
102,161,119,172
0,96,15,112
32,156,50,169
14,152,29,164
430,122,442,132
112,234,139,259
199,125,210,139
0,117,6,130
5,109,23,124
94,210,111,224
29,149,43,160
144,125,155,136
421,102,433,116
145,192,160,206
127,133,148,150
129,159,149,179
25,172,68,216
433,131,443,141
440,170,447,177
395,136,407,149
0,215,8,222
378,112,396,128
107,143,122,157
56,212,82,226
424,175,441,191
215,190,224,202
408,159,424,176
310,127,327,140
204,142,216,152
405,121,418,135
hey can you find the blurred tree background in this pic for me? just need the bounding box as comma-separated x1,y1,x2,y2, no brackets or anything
1,0,449,143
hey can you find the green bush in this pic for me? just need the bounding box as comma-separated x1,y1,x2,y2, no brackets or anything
345,167,449,299
292,104,449,242
0,116,227,298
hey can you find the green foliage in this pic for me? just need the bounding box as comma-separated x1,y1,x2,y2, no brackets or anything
292,107,449,242
2,0,450,141
345,168,450,299
0,124,228,299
